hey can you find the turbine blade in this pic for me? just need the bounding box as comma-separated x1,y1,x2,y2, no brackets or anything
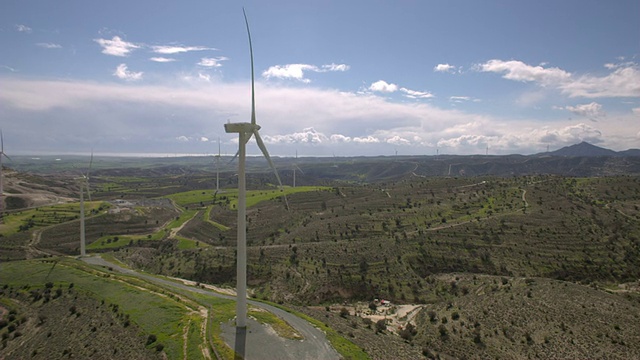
243,8,256,126
295,164,304,174
85,179,92,202
86,151,94,178
2,153,11,162
1,129,3,153
253,130,289,210
227,149,240,165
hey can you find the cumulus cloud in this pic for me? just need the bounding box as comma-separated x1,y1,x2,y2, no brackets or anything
176,136,189,142
200,137,209,142
479,59,640,99
369,80,398,93
434,63,457,73
564,102,605,121
386,135,411,145
538,123,603,145
150,57,176,63
36,43,62,49
2,77,637,155
113,64,143,81
479,59,571,85
94,36,140,57
262,63,349,82
15,24,32,33
263,127,329,144
198,57,229,68
561,64,640,98
151,45,214,54
353,136,380,144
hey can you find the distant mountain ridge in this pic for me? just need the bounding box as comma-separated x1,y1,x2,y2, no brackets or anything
545,142,640,157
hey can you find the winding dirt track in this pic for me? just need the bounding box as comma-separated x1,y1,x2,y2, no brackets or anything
82,256,340,360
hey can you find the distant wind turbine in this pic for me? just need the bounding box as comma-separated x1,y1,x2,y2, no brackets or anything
77,152,93,257
215,137,221,193
225,8,287,329
0,130,12,224
292,150,303,188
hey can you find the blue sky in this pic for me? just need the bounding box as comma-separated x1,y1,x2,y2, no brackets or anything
1,0,639,157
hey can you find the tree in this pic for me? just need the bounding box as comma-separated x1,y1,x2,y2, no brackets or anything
375,319,386,333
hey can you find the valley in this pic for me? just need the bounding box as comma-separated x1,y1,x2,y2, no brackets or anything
1,153,640,359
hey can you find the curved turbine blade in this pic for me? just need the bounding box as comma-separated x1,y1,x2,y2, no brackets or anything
85,179,92,202
227,132,254,165
253,130,289,210
86,151,94,178
243,8,256,126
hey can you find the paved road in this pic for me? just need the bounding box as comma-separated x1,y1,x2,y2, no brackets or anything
82,256,339,360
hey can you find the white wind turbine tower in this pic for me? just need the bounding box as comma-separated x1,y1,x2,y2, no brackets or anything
0,130,12,224
215,137,221,193
225,8,287,328
77,153,93,257
292,150,303,188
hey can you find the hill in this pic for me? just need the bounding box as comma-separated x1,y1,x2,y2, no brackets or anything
546,141,640,157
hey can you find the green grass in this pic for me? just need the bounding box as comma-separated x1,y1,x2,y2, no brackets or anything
0,258,194,359
0,201,108,236
204,205,230,231
176,236,208,250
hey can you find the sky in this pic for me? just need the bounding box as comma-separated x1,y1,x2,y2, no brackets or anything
1,0,639,157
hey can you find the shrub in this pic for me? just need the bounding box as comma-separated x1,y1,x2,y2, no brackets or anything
339,307,349,318
375,319,386,333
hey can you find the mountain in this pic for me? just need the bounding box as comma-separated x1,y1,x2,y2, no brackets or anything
546,142,640,157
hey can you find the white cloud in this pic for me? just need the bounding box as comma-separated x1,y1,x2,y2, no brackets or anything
434,63,456,73
353,136,380,144
198,57,228,68
150,57,176,63
479,59,640,99
479,59,571,85
15,24,32,33
200,137,209,142
322,63,350,72
113,64,143,81
151,45,214,54
94,36,140,57
632,107,640,115
36,43,62,49
263,64,316,83
369,80,398,93
400,88,433,99
2,77,638,155
330,134,352,143
176,136,189,142
386,135,410,146
262,63,349,82
537,123,603,145
264,127,329,144
564,102,605,121
561,64,640,98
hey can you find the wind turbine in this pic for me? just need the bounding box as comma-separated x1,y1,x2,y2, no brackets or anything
292,150,303,188
77,152,93,257
0,130,12,224
215,137,221,193
225,8,287,328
